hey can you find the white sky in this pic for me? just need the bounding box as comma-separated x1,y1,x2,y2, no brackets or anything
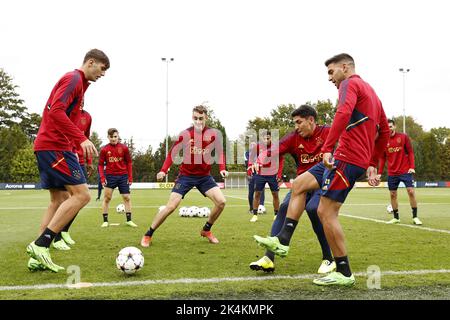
2,0,449,151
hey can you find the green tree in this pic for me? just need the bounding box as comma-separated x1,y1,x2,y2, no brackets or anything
132,146,156,182
392,116,424,141
311,99,336,125
440,140,450,180
9,143,39,182
430,127,450,145
0,125,28,181
18,111,42,141
0,68,26,129
415,132,440,180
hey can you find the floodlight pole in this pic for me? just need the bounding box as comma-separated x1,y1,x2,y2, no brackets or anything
162,58,174,183
399,68,410,134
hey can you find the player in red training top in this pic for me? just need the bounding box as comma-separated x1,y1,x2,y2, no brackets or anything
247,131,284,223
27,49,109,273
52,108,93,251
250,105,335,274
255,53,389,286
140,105,228,247
378,119,422,225
98,128,136,228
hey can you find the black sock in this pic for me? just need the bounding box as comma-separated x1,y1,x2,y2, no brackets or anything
126,212,132,222
203,222,213,231
35,228,57,248
265,250,275,262
393,209,399,220
252,209,258,215
103,213,108,222
277,218,298,246
274,210,278,216
54,233,63,242
62,215,77,232
145,228,155,237
335,256,352,277
412,207,417,218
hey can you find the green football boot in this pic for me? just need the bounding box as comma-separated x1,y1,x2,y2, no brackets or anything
27,257,46,272
253,235,289,257
313,272,356,286
61,231,75,245
26,242,65,273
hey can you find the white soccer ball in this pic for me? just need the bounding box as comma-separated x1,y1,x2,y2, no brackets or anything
116,203,126,214
386,204,393,214
159,205,166,212
179,207,188,217
257,204,266,214
188,206,199,217
116,246,144,275
199,207,211,218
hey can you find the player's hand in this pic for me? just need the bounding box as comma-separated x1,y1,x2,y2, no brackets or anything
323,152,335,170
87,164,95,177
408,168,416,174
366,166,380,186
80,139,98,159
220,170,228,178
252,163,260,174
101,179,107,187
156,171,166,181
128,180,133,186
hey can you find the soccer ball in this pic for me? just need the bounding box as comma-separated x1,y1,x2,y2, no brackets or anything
116,203,126,214
187,206,199,217
386,204,393,214
199,207,211,218
257,204,266,214
179,207,188,217
116,246,144,275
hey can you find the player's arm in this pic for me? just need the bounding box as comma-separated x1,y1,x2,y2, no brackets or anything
404,135,416,173
48,75,96,156
98,148,107,186
213,130,228,178
85,116,95,177
368,108,390,186
321,79,358,168
125,146,133,185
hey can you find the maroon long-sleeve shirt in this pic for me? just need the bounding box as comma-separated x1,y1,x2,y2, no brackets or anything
98,143,133,183
378,132,415,176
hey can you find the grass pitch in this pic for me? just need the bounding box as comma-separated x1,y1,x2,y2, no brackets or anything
0,187,449,300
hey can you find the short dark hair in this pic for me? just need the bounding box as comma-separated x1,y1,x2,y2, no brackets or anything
193,105,208,116
84,49,110,69
325,53,355,67
388,119,395,125
107,128,118,137
291,105,317,121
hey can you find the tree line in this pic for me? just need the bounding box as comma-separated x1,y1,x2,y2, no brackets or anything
1,68,450,184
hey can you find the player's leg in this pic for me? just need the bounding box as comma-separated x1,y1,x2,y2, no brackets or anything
268,175,280,218
200,187,225,244
118,174,136,227
101,187,114,227
313,161,364,286
254,167,322,257
251,175,265,222
248,175,255,213
51,189,72,251
251,190,262,222
387,176,401,224
305,190,336,274
403,173,421,224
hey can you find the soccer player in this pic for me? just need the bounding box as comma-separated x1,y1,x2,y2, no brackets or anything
27,49,109,272
249,105,335,274
254,53,390,286
140,105,228,247
248,131,283,223
244,142,265,214
52,108,93,251
378,119,422,225
98,128,136,227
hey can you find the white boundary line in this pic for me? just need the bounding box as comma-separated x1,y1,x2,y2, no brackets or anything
224,195,450,234
1,269,450,291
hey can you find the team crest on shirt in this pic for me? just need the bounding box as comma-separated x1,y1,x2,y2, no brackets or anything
81,118,87,125
118,147,123,155
397,138,401,144
107,151,111,155
316,137,324,146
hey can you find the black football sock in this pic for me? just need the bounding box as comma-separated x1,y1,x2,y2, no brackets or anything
54,232,63,242
62,215,77,232
35,228,57,248
277,218,298,246
103,213,108,222
203,222,213,231
335,256,352,277
126,212,132,222
393,209,399,220
252,209,258,216
145,228,155,237
274,210,278,216
412,207,418,218
265,250,275,262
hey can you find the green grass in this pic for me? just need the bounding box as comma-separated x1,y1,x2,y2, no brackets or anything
0,188,449,300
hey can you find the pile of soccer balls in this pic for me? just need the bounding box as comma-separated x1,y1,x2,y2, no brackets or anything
178,206,211,218
116,246,144,275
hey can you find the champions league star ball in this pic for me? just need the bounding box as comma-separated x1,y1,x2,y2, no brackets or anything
116,246,144,275
179,207,188,217
116,203,126,214
198,207,211,218
386,204,394,214
257,205,267,214
187,206,199,217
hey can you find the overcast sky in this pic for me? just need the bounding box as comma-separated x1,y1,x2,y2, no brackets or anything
2,0,449,151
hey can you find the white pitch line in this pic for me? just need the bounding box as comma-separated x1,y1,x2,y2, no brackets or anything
0,204,249,210
224,195,450,234
1,269,450,292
